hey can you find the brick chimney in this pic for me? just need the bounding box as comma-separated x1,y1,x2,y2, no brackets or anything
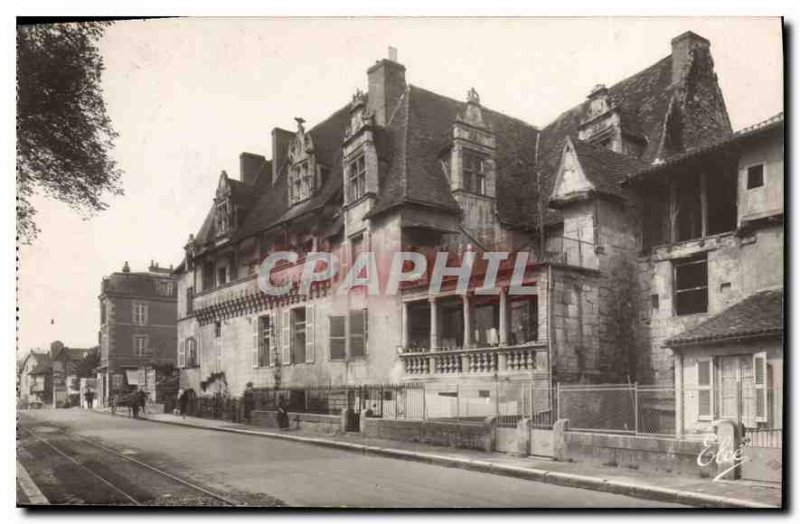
671,31,711,85
240,152,266,186
367,47,406,126
271,127,295,185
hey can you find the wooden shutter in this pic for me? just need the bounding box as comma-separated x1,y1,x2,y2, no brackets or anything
252,317,259,368
177,339,186,368
268,315,276,367
305,304,315,363
282,309,291,365
753,351,767,423
697,358,713,421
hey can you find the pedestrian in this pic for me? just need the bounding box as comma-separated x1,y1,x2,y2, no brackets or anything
84,388,95,410
131,393,140,419
137,389,148,416
277,394,289,429
243,382,255,424
178,389,188,419
110,394,117,416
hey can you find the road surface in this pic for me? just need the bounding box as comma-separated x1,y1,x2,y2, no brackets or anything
18,409,686,508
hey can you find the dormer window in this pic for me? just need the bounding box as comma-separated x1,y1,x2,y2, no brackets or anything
215,200,231,234
463,151,487,195
347,153,367,202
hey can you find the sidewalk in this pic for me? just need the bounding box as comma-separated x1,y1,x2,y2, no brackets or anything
110,409,782,509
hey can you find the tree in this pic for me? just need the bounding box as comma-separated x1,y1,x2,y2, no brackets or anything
17,21,122,244
76,346,100,378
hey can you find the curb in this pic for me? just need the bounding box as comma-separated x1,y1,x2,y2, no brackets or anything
132,413,778,509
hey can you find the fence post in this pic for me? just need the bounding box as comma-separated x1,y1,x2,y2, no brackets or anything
556,382,561,421
395,386,398,419
634,382,639,435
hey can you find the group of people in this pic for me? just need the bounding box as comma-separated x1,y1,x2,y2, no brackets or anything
110,387,148,418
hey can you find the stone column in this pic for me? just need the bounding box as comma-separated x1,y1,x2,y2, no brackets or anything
463,293,472,348
429,297,439,350
499,286,508,347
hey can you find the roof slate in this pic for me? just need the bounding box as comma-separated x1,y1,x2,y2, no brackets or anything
571,139,649,198
667,289,784,347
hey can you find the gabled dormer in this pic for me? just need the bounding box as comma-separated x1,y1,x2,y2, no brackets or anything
551,137,595,207
214,170,235,239
342,90,379,208
578,84,622,153
449,88,497,199
287,117,328,206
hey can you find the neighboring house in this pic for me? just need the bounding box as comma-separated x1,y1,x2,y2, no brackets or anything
50,344,91,407
172,31,781,415
624,115,784,436
97,261,178,405
18,350,49,407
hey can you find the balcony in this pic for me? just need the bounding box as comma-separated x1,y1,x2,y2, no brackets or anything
399,342,548,377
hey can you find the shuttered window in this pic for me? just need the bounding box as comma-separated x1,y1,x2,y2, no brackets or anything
753,351,768,422
349,309,368,358
329,316,346,360
177,339,186,368
697,358,713,420
305,305,315,363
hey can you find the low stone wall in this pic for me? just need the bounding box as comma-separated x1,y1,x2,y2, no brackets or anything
362,417,496,452
555,422,707,477
250,410,342,435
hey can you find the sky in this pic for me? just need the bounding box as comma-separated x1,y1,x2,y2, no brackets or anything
16,17,783,353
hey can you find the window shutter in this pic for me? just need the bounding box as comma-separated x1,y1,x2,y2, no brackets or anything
282,309,291,365
252,317,259,368
697,359,713,421
305,304,315,363
753,351,767,422
268,315,277,367
177,340,186,368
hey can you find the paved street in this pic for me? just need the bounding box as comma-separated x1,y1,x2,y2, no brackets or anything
17,409,686,508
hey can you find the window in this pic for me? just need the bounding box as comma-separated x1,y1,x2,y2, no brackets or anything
214,321,221,338
697,358,713,420
463,152,487,195
753,351,768,423
100,300,107,325
674,174,703,242
134,335,148,357
215,200,230,233
132,302,148,326
650,294,660,310
156,280,174,296
217,266,228,287
747,164,764,189
510,296,539,345
186,286,194,315
329,316,346,360
186,338,198,367
347,154,367,202
349,309,368,358
257,316,272,367
292,308,307,364
674,255,708,315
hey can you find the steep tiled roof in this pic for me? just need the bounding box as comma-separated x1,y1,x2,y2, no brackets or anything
29,360,52,375
667,289,784,347
627,112,784,182
571,139,649,199
369,85,543,228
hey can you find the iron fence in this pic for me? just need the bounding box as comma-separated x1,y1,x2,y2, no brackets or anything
185,380,782,445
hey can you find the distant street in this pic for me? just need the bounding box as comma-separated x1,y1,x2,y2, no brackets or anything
17,409,685,508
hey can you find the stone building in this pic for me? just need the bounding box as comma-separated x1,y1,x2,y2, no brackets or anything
173,32,781,410
97,261,178,405
18,349,50,407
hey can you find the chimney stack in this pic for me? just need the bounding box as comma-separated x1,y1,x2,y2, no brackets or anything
271,127,295,185
671,31,711,85
240,152,266,186
367,47,406,126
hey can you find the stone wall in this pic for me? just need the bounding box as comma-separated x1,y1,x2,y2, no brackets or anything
251,410,343,435
361,416,496,452
554,423,707,477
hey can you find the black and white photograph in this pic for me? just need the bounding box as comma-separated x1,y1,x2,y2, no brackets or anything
13,14,785,510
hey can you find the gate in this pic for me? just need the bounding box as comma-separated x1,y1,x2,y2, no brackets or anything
741,428,782,483
495,380,554,457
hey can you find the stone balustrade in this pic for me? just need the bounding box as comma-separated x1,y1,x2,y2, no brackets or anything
400,342,547,377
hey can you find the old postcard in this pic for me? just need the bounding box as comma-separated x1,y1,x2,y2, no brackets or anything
15,17,784,509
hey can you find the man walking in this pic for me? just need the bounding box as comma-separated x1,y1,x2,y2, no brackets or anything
84,388,95,410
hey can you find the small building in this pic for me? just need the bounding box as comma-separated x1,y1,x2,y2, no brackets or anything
17,350,49,407
97,261,178,405
50,343,91,408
